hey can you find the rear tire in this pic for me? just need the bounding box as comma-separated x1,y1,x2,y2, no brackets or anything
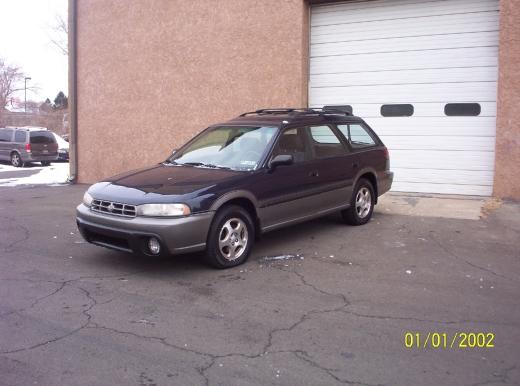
342,178,375,226
10,152,23,168
205,205,255,269
41,161,51,166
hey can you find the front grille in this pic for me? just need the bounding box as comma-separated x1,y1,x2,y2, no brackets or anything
91,199,136,218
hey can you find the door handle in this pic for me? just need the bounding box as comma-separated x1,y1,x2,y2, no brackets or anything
308,170,319,177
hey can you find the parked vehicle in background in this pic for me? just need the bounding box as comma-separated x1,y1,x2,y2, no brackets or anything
77,108,393,268
0,126,59,167
52,132,70,161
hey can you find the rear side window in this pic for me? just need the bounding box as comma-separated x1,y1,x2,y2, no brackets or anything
30,131,56,144
15,131,26,143
0,129,13,142
337,124,376,148
308,125,345,158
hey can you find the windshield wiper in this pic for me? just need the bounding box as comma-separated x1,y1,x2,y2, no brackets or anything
180,162,230,170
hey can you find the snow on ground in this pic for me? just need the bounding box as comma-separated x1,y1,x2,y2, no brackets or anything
0,162,70,186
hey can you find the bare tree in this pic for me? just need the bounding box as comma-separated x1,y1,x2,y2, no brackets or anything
49,14,68,56
0,58,25,110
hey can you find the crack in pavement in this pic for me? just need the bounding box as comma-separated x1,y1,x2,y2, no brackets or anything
339,310,520,328
0,281,96,355
470,365,518,386
428,232,517,282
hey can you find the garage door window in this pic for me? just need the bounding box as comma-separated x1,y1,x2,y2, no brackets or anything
337,124,376,148
381,104,414,117
444,103,481,116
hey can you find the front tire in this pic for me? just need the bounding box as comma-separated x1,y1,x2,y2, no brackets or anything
205,205,255,268
342,178,375,225
11,152,23,168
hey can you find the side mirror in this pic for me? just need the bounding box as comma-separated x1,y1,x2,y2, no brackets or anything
269,154,293,171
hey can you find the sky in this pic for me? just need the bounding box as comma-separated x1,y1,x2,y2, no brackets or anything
0,0,68,105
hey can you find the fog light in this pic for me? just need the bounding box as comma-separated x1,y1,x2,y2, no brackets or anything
148,237,161,255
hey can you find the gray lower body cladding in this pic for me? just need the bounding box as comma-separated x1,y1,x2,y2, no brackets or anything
76,204,213,256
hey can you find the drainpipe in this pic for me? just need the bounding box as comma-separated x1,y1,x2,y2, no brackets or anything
67,0,78,183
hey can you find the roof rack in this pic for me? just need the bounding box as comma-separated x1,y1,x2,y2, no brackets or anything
239,107,352,117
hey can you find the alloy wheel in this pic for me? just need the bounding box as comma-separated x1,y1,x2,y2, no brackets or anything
218,217,249,261
355,187,372,219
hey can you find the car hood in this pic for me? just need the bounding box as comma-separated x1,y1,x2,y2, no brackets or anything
88,164,245,205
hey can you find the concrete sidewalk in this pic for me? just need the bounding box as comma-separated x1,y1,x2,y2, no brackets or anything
1,185,519,386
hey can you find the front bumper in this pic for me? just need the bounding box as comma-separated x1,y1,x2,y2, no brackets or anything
76,203,214,256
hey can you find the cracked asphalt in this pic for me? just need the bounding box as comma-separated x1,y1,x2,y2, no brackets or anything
1,185,519,386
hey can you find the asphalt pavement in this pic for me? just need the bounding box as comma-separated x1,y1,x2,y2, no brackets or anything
1,185,519,386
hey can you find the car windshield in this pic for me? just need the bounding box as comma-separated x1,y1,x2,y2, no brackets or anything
170,126,278,171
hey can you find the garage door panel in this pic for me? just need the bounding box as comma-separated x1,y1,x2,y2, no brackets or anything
310,47,498,74
310,0,498,196
311,82,497,104
366,117,496,137
381,136,495,151
310,102,497,118
392,167,494,185
390,150,495,170
311,32,499,57
312,0,497,27
311,13,498,42
391,181,493,195
310,67,498,88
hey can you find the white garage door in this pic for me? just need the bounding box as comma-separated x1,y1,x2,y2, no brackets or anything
309,0,499,195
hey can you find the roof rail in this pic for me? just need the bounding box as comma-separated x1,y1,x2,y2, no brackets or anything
239,107,352,117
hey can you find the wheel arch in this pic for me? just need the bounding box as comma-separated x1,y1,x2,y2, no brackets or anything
210,191,261,238
353,168,379,203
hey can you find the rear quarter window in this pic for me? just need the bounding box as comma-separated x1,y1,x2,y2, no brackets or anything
337,124,376,148
30,131,56,144
15,131,26,143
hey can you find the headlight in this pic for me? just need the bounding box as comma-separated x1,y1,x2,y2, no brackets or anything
83,191,94,207
136,203,191,217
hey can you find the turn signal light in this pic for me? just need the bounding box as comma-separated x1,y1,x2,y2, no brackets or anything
25,143,31,152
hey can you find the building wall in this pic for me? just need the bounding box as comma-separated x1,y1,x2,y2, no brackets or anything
76,0,309,183
494,0,520,200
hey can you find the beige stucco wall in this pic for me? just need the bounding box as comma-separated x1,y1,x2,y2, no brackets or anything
76,0,309,183
494,0,520,200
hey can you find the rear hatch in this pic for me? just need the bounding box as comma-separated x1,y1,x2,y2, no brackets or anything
30,131,58,156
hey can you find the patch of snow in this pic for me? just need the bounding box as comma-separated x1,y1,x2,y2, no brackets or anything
0,162,69,186
262,254,303,261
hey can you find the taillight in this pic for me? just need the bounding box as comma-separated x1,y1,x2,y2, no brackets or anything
25,143,31,152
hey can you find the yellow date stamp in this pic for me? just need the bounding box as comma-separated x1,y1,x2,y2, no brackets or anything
404,332,495,349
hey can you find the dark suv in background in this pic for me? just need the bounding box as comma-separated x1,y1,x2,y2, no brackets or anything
0,126,59,167
77,108,393,268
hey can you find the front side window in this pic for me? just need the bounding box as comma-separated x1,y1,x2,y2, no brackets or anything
271,127,310,163
337,124,376,148
308,125,345,158
172,126,277,171
15,131,26,143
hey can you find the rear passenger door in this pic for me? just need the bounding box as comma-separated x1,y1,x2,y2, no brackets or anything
305,125,357,209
